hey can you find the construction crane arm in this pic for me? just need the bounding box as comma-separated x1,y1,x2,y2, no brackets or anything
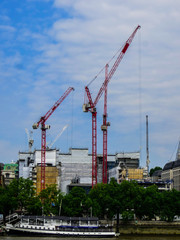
94,25,141,106
85,86,94,107
48,124,68,149
33,87,74,128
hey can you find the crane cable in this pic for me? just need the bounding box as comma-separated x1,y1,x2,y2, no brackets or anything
87,44,124,88
169,137,180,162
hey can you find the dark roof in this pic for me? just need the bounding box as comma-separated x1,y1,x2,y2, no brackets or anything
174,160,180,168
163,159,180,171
163,161,174,171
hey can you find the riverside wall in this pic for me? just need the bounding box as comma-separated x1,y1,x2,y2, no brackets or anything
114,221,180,235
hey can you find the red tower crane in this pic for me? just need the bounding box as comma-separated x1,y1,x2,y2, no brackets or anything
83,25,140,187
33,87,74,190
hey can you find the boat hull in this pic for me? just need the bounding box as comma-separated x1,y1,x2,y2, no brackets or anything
7,226,116,237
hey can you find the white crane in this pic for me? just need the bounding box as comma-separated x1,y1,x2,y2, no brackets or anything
25,128,34,152
47,124,68,149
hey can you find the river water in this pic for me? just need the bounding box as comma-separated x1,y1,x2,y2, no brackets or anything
0,236,180,240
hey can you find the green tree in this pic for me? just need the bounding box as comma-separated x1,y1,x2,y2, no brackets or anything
149,166,162,176
62,187,87,217
8,177,35,213
0,186,18,223
105,179,121,219
141,185,161,220
89,183,113,218
160,189,180,221
39,184,63,216
26,195,42,215
131,182,145,220
118,181,135,210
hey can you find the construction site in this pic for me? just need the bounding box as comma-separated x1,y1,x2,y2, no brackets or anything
1,25,179,194
1,26,145,194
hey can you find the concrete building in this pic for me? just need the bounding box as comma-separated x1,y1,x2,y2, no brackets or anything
151,170,162,182
108,152,144,183
59,148,92,193
18,148,92,193
18,148,142,194
115,152,140,169
18,149,60,193
19,151,35,179
161,160,180,191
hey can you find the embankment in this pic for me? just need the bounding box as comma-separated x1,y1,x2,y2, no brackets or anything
116,221,180,235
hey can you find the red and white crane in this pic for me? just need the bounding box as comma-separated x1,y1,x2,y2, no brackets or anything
33,87,74,190
83,25,140,187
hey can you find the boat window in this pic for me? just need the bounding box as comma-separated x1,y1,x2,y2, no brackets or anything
71,220,79,226
44,219,51,224
90,220,98,225
81,220,88,225
62,220,68,225
22,218,28,224
37,218,44,226
29,218,36,225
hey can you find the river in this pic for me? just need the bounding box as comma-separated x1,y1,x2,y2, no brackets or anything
0,236,180,240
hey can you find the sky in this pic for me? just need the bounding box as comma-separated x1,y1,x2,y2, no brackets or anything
0,0,180,170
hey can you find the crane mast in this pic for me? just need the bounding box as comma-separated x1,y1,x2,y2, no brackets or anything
101,64,109,183
33,87,74,190
83,25,140,187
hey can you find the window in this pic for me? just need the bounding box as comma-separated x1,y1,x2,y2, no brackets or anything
6,173,10,178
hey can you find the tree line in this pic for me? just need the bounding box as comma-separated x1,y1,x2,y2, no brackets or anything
0,178,180,223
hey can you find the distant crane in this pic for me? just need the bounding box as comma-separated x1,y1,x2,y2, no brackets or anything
25,128,34,152
32,87,74,190
47,124,68,149
146,115,150,176
83,25,141,187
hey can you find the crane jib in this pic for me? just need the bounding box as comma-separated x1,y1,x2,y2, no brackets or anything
83,25,140,187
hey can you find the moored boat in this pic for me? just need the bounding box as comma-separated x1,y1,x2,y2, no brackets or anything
5,215,118,237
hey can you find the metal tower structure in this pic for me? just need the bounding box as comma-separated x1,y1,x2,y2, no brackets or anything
146,115,150,176
83,25,141,187
33,87,74,190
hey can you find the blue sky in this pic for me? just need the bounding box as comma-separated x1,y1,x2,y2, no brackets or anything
0,0,180,170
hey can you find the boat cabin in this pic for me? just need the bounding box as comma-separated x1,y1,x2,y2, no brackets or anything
20,216,99,229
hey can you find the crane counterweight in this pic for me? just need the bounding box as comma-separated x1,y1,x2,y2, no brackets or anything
32,123,39,129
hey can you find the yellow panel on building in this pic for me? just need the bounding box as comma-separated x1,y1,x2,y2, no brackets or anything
122,168,144,180
36,166,58,194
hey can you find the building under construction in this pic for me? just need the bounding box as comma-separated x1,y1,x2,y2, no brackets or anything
18,148,141,194
19,26,141,193
108,152,148,183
